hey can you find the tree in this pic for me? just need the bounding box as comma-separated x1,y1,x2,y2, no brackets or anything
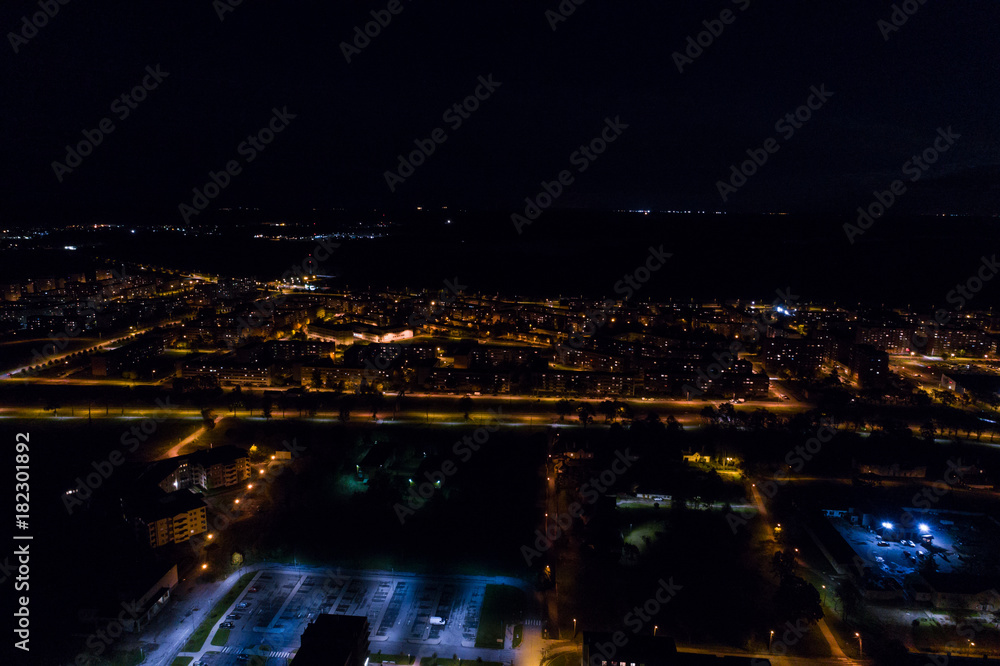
665,414,682,434
368,391,384,420
458,396,474,421
771,549,798,581
920,420,937,441
262,396,273,420
599,400,618,423
774,576,823,624
555,399,576,422
577,402,595,426
229,385,244,414
338,396,353,423
835,579,864,621
934,389,957,407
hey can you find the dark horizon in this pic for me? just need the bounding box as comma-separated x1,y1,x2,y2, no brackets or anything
2,1,998,220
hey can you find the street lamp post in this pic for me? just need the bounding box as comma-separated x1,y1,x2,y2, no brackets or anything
653,625,657,637
855,632,862,657
573,618,577,637
768,630,774,651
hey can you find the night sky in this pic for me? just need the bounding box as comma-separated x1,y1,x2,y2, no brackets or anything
1,0,998,222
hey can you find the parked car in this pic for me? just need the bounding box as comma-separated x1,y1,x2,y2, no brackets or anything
877,541,890,547
227,614,241,619
238,602,249,609
221,621,235,628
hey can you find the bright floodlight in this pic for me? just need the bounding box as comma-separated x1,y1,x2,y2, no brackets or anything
882,522,893,529
919,524,929,532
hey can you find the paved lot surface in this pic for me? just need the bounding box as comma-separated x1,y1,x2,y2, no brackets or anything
176,568,530,666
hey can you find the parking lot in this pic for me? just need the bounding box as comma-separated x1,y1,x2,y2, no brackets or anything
831,509,1000,584
184,568,526,665
836,523,933,578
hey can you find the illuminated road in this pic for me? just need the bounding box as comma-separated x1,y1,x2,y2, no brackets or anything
0,318,184,378
674,645,862,665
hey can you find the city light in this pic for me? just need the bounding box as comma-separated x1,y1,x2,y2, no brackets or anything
882,522,893,529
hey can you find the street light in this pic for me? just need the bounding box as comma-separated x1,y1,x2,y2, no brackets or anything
855,632,862,657
653,625,657,636
768,630,774,651
573,618,577,636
